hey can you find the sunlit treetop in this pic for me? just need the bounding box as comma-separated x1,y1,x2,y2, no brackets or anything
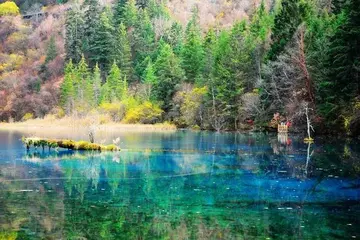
0,1,20,16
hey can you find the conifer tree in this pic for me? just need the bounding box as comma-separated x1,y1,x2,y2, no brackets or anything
101,62,126,102
329,0,360,97
75,55,91,103
143,56,157,85
203,27,216,83
154,43,185,111
100,82,110,104
91,9,115,72
115,23,134,81
147,0,169,18
163,22,184,55
45,36,57,64
182,8,204,83
319,0,360,122
211,24,250,126
93,63,102,105
114,0,128,25
142,56,157,99
267,0,302,61
122,0,138,28
84,77,95,107
133,9,156,77
65,6,84,63
248,1,273,89
82,0,101,62
40,35,58,80
249,0,273,43
60,60,76,112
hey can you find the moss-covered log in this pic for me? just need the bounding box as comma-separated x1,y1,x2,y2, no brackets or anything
22,137,120,151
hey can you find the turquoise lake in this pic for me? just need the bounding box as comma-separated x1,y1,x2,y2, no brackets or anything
0,130,359,239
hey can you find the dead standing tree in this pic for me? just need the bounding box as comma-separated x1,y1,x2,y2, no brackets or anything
304,102,315,142
262,24,316,128
291,24,315,103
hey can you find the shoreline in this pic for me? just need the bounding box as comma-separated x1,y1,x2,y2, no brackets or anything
0,118,177,142
0,118,177,132
2,119,358,139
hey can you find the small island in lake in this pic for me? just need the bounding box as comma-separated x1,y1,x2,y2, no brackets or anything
22,137,120,151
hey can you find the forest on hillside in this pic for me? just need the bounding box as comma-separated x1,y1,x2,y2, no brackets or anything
0,0,360,135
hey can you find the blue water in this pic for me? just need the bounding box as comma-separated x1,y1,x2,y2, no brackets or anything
0,130,359,239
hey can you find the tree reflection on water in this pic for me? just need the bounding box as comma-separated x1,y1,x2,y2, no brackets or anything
0,132,359,239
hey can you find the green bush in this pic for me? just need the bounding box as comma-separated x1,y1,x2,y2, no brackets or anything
22,112,34,121
0,231,17,240
124,101,163,124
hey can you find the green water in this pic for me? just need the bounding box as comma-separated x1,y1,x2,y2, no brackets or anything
0,131,359,239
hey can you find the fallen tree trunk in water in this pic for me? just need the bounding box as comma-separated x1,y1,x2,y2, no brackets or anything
22,137,120,151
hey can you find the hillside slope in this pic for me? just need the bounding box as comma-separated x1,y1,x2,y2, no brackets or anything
0,4,68,121
0,0,262,121
168,0,272,28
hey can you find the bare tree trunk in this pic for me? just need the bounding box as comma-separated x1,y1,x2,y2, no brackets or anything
294,27,315,103
304,102,314,140
305,105,311,139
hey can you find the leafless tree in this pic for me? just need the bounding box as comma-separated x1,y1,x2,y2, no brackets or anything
153,17,172,40
239,92,262,121
304,102,315,140
85,114,100,143
262,24,315,127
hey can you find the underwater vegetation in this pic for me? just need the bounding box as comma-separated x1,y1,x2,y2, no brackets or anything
21,137,120,151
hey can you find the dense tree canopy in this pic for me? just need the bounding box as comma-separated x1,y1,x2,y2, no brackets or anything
1,0,360,135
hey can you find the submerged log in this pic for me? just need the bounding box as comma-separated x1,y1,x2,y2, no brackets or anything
22,137,120,151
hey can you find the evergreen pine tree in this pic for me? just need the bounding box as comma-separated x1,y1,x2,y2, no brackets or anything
75,55,91,102
133,9,156,77
182,8,204,83
211,24,250,126
100,82,110,104
90,9,115,72
147,0,169,19
329,0,360,97
93,63,102,105
142,56,157,99
154,43,185,111
60,60,76,112
267,0,302,61
122,0,138,28
45,36,57,64
249,0,273,43
82,0,101,63
102,62,126,102
163,22,184,56
203,27,216,84
319,0,360,122
40,35,58,80
65,6,84,63
114,0,128,25
247,0,273,89
115,23,134,81
143,56,157,85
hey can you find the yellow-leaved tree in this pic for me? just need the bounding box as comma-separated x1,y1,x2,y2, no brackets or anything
0,1,20,16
